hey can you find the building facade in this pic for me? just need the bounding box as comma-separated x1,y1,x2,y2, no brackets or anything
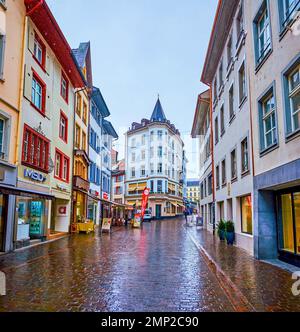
72,42,92,225
186,179,201,207
245,0,300,265
0,0,26,252
125,98,185,219
191,90,214,231
15,0,84,249
201,0,254,254
112,159,125,205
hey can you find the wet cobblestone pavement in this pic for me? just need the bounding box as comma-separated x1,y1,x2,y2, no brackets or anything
0,218,234,312
188,227,300,312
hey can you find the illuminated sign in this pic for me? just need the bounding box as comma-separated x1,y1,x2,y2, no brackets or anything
24,169,46,183
102,192,109,200
57,205,68,216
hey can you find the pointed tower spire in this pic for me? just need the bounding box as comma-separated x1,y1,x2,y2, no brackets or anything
150,96,167,122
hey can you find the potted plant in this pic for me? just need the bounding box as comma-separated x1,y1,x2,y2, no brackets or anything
225,221,235,245
217,220,226,241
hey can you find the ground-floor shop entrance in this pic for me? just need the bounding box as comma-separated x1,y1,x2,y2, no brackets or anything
277,188,300,266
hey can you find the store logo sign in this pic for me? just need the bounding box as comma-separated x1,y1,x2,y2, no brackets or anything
103,192,109,200
0,271,6,296
24,169,46,183
57,205,67,216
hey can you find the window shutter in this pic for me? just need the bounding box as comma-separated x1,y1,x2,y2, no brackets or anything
23,64,32,101
45,52,51,75
27,23,35,54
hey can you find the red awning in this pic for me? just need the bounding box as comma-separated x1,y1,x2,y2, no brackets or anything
24,0,84,88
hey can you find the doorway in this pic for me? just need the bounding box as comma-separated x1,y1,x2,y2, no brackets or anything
277,189,300,266
155,204,162,219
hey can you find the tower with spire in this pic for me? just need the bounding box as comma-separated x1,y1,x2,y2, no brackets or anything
124,97,186,220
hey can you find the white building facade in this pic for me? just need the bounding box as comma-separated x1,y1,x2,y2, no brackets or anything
125,99,185,219
201,0,254,254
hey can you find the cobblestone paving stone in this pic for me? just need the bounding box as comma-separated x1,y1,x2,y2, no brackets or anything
0,219,234,312
188,226,300,312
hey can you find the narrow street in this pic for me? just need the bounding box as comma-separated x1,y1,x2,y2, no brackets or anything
0,218,234,312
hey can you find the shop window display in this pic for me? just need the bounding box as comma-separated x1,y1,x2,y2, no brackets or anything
16,197,48,241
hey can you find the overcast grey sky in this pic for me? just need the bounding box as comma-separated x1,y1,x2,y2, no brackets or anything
47,0,218,178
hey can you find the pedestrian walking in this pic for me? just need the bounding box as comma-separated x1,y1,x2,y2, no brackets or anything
184,208,189,224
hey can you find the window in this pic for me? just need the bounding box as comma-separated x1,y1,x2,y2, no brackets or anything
22,125,49,172
219,59,224,88
236,4,244,41
59,111,68,143
157,180,163,194
215,116,219,144
231,149,237,180
229,84,235,120
75,124,80,149
33,33,45,68
158,146,163,158
239,62,246,104
60,72,69,103
83,102,88,124
280,0,300,29
157,163,163,174
289,64,300,132
150,180,154,193
208,175,213,195
221,159,226,185
158,130,163,140
241,137,249,174
258,88,277,151
131,167,135,178
254,1,271,65
241,195,253,235
82,131,86,151
141,165,146,177
283,59,300,136
141,150,146,160
31,71,46,113
150,163,154,174
131,152,135,162
131,138,136,148
0,34,5,78
76,94,82,117
220,105,225,135
216,165,220,189
55,149,70,182
150,131,154,141
142,134,146,145
213,79,217,102
227,35,233,68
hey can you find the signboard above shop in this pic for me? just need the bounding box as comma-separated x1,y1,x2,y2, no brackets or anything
24,169,47,183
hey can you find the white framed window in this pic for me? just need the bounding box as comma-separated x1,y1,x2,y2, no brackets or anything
0,34,5,78
288,65,300,132
283,0,300,25
31,77,43,110
34,37,44,66
262,93,277,149
0,118,5,156
239,62,246,103
241,137,249,173
254,1,271,64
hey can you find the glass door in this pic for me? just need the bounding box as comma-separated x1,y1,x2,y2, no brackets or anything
278,191,300,256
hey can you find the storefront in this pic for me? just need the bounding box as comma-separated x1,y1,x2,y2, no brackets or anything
0,162,17,252
277,188,300,266
87,190,101,225
73,176,90,223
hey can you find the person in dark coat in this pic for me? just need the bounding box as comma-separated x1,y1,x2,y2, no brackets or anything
184,208,189,224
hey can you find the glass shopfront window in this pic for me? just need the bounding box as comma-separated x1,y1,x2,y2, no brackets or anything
75,192,86,222
279,191,300,255
241,195,253,235
87,200,97,224
16,197,48,241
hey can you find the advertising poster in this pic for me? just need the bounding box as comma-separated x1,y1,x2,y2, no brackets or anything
101,218,112,233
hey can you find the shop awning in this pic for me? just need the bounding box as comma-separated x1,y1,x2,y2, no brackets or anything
0,184,55,200
137,182,147,190
168,183,176,191
170,202,177,207
128,184,137,192
177,202,185,207
127,201,141,206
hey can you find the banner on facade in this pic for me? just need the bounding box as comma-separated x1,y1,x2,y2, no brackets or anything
141,188,150,219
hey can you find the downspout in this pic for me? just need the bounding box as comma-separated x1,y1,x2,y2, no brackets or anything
247,68,255,177
15,15,28,165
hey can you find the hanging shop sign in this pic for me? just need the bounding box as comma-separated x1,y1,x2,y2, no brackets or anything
24,168,46,183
